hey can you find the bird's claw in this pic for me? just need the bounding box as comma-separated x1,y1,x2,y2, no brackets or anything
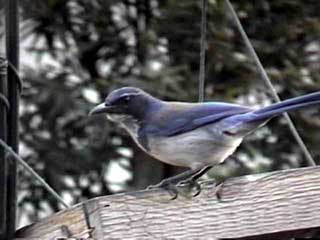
148,179,222,199
147,179,203,199
147,180,179,200
214,181,224,200
177,180,202,197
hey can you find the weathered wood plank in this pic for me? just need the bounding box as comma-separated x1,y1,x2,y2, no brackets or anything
16,166,320,239
15,204,91,239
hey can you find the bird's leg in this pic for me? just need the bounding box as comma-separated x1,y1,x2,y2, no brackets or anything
147,168,204,198
191,166,225,199
191,166,213,181
178,166,213,196
148,168,203,188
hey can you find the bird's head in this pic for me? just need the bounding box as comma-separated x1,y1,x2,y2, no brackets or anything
89,87,159,122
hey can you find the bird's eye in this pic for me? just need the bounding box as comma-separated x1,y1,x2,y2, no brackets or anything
119,95,131,104
116,93,139,105
124,96,131,102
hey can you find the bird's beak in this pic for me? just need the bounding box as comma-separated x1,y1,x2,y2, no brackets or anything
89,102,116,116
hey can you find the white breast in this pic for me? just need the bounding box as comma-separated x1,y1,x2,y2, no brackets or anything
148,123,243,169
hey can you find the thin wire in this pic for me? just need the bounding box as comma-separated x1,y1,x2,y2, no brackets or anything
0,139,70,208
225,0,316,166
198,0,207,102
7,61,23,92
0,93,10,109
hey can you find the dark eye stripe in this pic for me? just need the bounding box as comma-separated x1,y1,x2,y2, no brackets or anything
109,92,140,105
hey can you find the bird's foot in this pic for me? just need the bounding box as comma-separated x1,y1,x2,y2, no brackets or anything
214,181,224,200
147,178,201,199
147,180,179,200
177,179,202,197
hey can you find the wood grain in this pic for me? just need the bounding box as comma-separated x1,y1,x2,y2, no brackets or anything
16,166,320,239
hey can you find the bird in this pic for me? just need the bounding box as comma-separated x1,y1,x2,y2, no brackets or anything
89,87,320,195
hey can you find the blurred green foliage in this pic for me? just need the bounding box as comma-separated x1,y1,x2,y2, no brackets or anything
16,0,320,225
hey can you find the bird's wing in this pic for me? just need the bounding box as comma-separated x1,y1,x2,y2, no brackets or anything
143,102,253,137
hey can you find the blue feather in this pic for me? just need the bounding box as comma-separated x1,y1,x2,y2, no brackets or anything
142,102,252,136
142,91,320,136
245,91,320,122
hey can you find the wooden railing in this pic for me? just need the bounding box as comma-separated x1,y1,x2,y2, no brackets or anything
15,166,320,239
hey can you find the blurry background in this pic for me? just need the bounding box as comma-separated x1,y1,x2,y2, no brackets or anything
7,0,320,227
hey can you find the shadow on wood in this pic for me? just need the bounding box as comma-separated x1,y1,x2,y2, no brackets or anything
15,166,320,239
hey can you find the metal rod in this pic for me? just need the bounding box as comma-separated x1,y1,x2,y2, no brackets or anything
225,0,316,166
0,58,8,239
5,0,20,238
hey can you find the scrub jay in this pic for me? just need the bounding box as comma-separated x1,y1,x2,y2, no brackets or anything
89,87,320,194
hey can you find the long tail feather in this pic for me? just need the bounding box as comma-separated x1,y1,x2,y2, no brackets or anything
246,91,320,122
